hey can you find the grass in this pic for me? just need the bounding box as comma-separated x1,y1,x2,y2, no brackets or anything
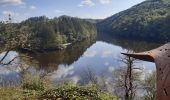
0,87,23,100
0,84,117,100
39,84,117,100
0,75,117,100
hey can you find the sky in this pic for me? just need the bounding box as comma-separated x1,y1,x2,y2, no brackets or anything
0,0,145,22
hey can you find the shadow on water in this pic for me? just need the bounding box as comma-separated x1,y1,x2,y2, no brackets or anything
26,38,96,71
97,32,162,52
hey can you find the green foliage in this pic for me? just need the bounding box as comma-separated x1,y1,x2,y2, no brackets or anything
0,88,23,100
39,84,117,100
22,81,45,91
0,78,116,100
21,16,97,51
0,23,30,52
0,15,97,51
21,72,53,92
98,0,170,42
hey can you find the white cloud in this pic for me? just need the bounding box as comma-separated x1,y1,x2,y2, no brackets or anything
79,0,95,7
50,65,74,80
2,11,19,16
30,5,36,10
99,0,111,4
104,62,109,66
54,10,63,13
139,64,155,80
84,50,97,57
108,66,114,72
101,50,112,58
48,65,80,84
70,76,80,84
0,0,24,6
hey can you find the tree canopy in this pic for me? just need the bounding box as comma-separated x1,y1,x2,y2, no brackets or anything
0,16,97,51
97,0,170,42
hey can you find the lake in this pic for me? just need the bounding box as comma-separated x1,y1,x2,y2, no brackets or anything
0,34,161,87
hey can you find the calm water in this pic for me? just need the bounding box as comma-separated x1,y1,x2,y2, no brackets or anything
0,36,161,86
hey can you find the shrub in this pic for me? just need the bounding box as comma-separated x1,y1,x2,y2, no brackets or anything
22,81,45,91
39,84,116,100
21,73,53,91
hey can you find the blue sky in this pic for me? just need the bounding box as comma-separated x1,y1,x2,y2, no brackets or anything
0,0,145,22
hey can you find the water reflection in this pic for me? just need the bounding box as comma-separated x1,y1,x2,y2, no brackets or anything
98,32,162,52
28,38,96,72
47,41,156,85
0,51,21,86
0,36,159,86
0,51,18,66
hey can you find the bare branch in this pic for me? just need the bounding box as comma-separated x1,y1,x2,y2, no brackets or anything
0,50,10,63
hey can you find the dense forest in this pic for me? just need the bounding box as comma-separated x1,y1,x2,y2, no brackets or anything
97,0,170,42
2,0,170,51
0,16,97,51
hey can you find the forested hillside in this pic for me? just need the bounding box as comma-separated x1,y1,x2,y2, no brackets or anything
0,16,97,51
97,0,170,42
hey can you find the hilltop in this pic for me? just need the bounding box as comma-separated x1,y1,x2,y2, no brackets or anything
97,0,170,42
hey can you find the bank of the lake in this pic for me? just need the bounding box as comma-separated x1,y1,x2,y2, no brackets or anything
0,37,160,86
